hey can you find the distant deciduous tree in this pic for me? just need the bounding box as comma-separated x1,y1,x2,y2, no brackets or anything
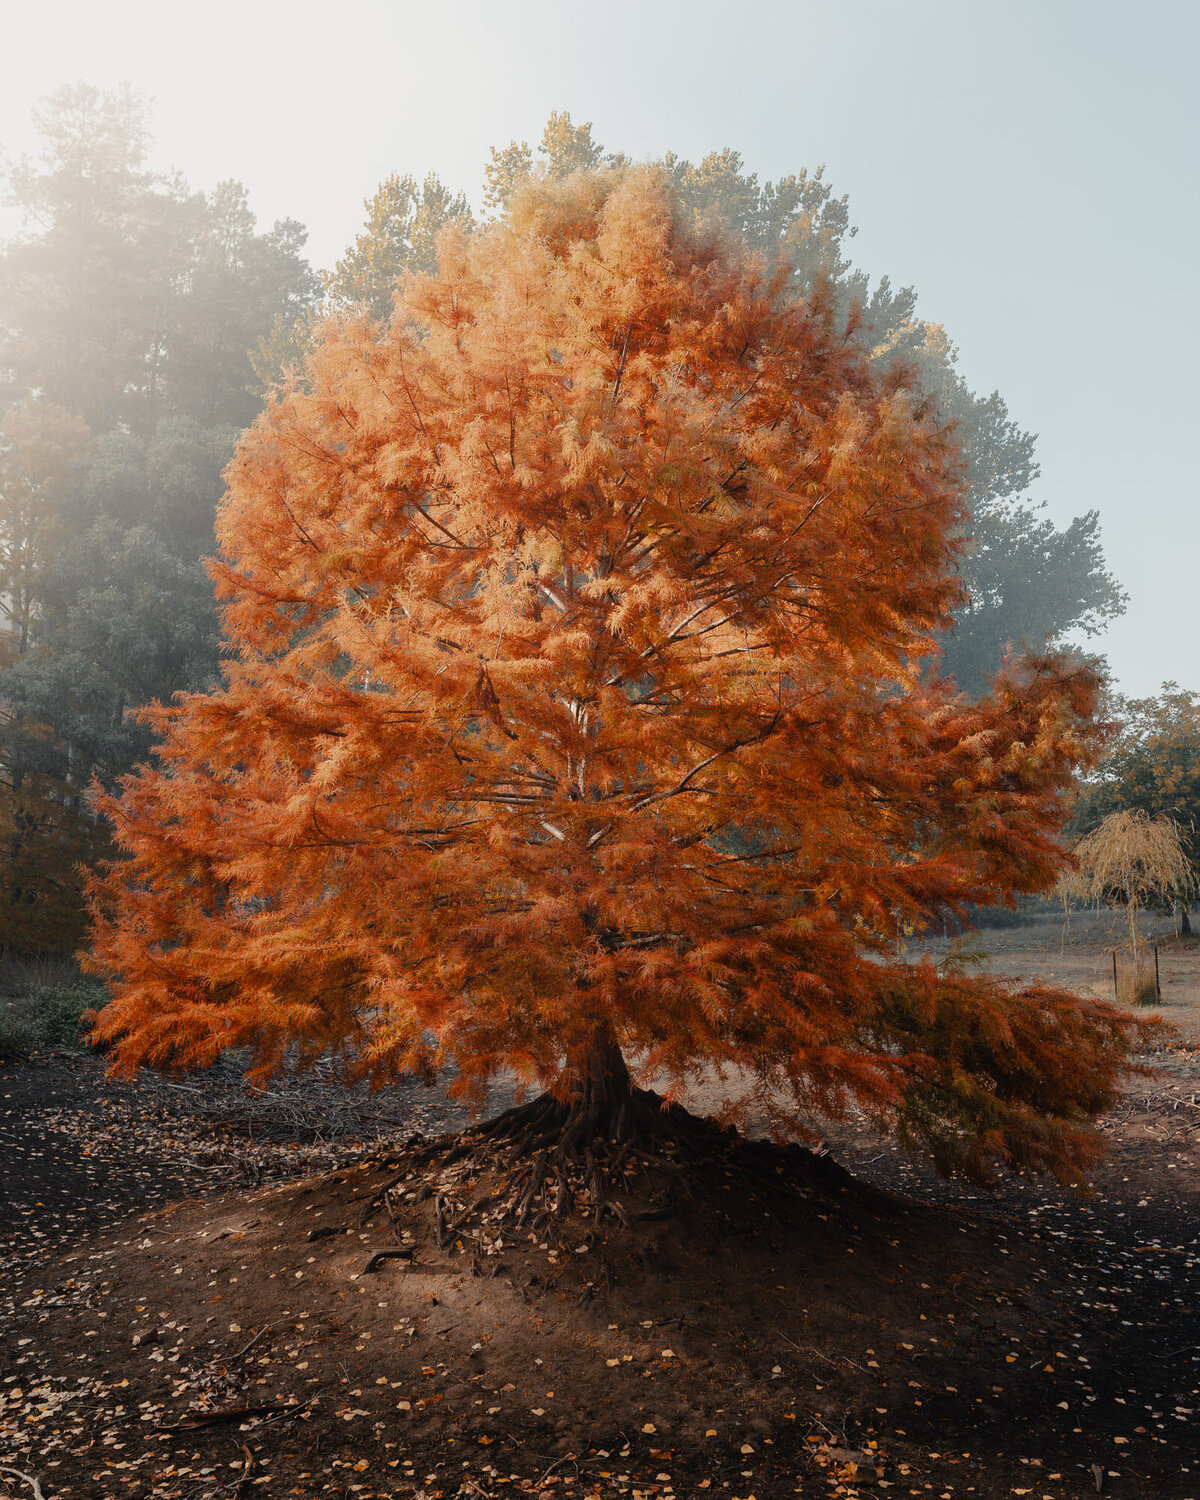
168,181,318,428
0,412,227,949
1075,684,1200,932
0,746,107,953
0,83,186,433
2,419,228,779
940,490,1124,698
1059,809,1195,963
0,84,318,434
90,172,1145,1187
0,85,315,948
0,398,99,949
0,398,89,657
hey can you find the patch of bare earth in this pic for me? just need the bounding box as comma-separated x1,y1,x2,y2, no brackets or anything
2,927,1198,1500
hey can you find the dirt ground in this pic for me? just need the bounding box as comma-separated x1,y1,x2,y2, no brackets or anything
1,921,1198,1500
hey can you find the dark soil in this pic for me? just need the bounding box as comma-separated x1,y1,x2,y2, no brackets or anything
0,1054,508,1276
1,1011,1198,1500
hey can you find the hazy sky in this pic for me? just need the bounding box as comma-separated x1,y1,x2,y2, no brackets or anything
3,0,1197,697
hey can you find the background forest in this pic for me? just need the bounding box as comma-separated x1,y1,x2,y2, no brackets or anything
0,87,1126,954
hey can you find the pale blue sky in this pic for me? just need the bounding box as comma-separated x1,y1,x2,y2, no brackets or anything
3,0,1197,696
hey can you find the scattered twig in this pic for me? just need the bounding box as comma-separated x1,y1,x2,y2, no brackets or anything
533,1454,579,1488
152,1401,298,1433
775,1328,865,1372
253,1397,317,1430
231,1323,278,1364
231,1443,256,1497
0,1467,46,1500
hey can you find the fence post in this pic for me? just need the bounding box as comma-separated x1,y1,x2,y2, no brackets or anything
1112,949,1118,1000
1155,945,1161,999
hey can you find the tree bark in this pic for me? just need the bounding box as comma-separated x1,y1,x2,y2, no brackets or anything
1181,902,1192,937
569,1027,633,1137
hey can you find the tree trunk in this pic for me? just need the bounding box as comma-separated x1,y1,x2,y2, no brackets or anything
569,1028,634,1140
6,762,26,909
1181,902,1192,937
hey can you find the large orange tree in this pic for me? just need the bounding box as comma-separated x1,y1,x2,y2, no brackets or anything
88,172,1142,1184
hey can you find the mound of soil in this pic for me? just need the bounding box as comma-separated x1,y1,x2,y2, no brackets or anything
2,1037,1199,1500
7,940,1200,1500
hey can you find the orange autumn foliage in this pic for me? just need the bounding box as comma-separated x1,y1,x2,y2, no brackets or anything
87,171,1148,1183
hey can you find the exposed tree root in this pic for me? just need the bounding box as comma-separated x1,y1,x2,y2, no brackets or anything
357,1062,865,1266
362,1247,414,1274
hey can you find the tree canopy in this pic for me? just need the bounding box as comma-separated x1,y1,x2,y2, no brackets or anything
1078,685,1200,842
1060,809,1195,963
89,171,1144,1184
289,112,1123,697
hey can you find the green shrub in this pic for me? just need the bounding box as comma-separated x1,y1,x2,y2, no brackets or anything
0,1005,36,1058
0,954,108,1054
28,980,101,1048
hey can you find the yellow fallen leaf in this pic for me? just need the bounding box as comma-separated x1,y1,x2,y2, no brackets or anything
642,1422,656,1434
